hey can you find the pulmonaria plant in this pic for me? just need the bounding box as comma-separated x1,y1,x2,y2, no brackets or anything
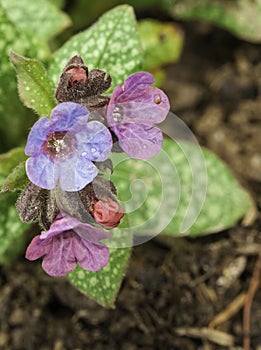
17,55,170,277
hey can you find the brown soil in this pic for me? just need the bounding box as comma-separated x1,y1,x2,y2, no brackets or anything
0,22,261,350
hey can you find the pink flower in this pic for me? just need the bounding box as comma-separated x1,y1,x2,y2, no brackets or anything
106,72,170,159
26,215,111,276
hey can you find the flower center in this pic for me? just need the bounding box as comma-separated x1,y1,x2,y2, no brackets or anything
43,131,75,159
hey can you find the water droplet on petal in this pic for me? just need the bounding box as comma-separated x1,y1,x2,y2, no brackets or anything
154,94,161,104
81,151,87,157
113,112,122,122
91,147,97,153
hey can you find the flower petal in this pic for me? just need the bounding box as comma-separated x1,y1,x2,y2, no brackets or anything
26,154,58,190
25,235,50,261
75,221,111,243
107,72,170,128
76,121,112,161
115,123,163,159
25,117,52,156
41,231,77,276
40,215,81,239
51,102,89,131
117,72,155,102
58,155,98,191
41,215,111,242
73,236,110,272
108,90,169,128
26,215,111,276
42,229,109,276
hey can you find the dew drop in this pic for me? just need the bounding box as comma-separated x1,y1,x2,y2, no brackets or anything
154,94,161,104
81,151,87,157
91,147,97,153
113,112,122,122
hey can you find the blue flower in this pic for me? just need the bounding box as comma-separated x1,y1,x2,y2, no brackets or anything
25,102,112,191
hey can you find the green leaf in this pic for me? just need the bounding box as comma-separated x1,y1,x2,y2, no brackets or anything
50,0,65,9
67,0,121,33
163,0,261,43
126,0,160,9
2,162,29,192
49,5,143,92
0,0,69,146
10,50,57,115
0,191,29,264
0,147,27,187
138,19,184,71
0,2,50,148
110,138,254,237
68,223,132,308
1,0,71,41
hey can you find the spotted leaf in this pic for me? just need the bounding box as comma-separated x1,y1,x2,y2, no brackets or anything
68,219,132,308
10,51,57,116
49,5,143,93
110,138,254,236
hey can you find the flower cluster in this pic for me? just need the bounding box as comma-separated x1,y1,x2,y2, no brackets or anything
18,56,170,276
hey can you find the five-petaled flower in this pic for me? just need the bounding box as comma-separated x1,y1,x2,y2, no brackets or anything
25,102,112,191
106,72,170,159
26,215,111,276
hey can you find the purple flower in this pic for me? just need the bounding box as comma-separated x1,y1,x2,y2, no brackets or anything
106,72,170,159
25,215,111,276
25,102,112,191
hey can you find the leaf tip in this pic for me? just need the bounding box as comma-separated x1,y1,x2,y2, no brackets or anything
9,49,17,64
9,50,26,67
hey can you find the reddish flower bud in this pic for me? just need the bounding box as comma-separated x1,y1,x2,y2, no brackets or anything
55,55,112,110
93,198,124,229
66,67,88,86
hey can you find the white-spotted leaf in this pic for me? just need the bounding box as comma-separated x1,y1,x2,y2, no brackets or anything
0,2,50,147
1,162,28,193
0,192,29,264
68,223,132,308
10,51,57,116
1,0,71,41
111,138,254,237
163,0,261,43
0,147,27,188
49,5,143,92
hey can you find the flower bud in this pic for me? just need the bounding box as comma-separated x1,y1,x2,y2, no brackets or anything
55,55,111,110
92,198,124,229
